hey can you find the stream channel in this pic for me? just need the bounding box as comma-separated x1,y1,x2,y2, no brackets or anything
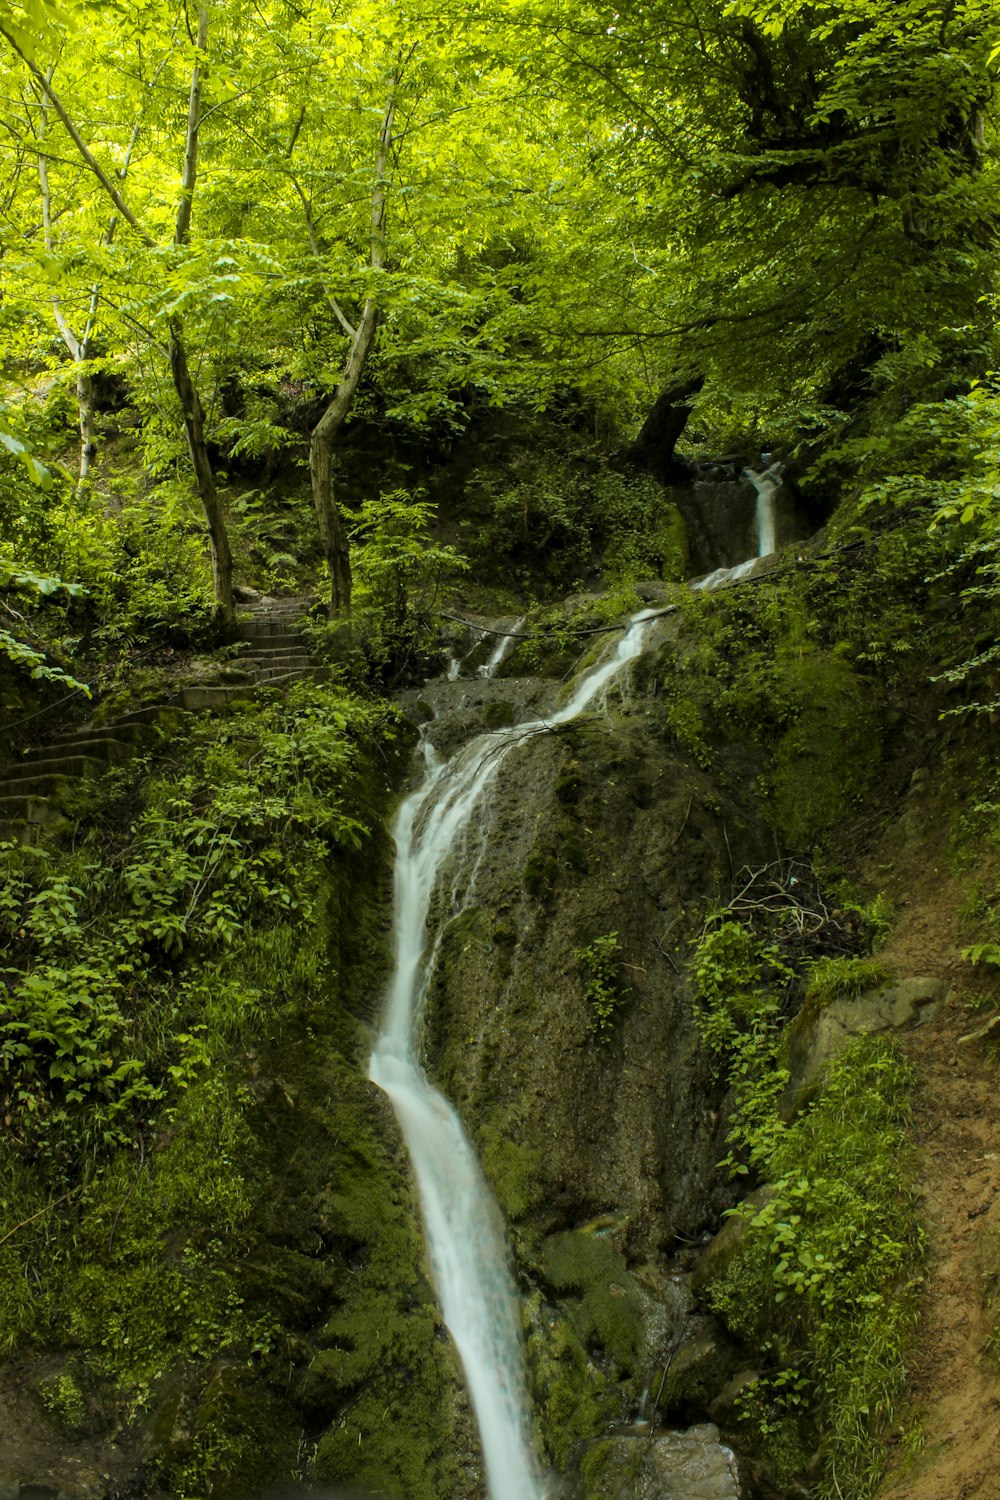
367,470,779,1496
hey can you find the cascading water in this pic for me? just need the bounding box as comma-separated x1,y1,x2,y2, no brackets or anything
369,609,661,1500
479,616,525,679
745,461,781,557
693,461,782,591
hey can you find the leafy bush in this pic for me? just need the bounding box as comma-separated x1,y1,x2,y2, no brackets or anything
350,488,468,682
577,931,625,1039
707,1038,921,1500
689,910,921,1499
0,680,398,1176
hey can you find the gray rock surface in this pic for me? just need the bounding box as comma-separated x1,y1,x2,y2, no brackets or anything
603,1424,743,1499
783,976,948,1112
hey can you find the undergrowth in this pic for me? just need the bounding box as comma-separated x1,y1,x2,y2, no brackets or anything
690,911,922,1499
0,678,438,1495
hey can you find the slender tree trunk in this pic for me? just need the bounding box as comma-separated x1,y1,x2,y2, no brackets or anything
309,74,397,616
309,303,379,616
171,6,234,624
9,16,236,625
168,318,234,615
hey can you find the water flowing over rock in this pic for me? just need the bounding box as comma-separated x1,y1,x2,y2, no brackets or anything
675,460,806,577
371,613,670,1497
370,592,774,1496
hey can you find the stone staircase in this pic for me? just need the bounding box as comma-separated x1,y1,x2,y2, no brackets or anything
0,594,321,840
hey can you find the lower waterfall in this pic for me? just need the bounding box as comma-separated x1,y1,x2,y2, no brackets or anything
369,609,661,1499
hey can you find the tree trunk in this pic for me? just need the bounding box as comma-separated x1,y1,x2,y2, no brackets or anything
309,301,380,616
169,319,234,623
76,369,96,491
168,4,233,624
309,73,396,617
14,24,236,622
629,377,704,482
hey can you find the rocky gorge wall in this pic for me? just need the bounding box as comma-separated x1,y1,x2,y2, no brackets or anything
399,606,778,1495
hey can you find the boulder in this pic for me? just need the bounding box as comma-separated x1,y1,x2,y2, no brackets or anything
593,1424,743,1499
656,1315,744,1422
782,976,948,1114
690,1189,774,1296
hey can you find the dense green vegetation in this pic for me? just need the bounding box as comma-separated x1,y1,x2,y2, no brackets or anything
691,917,921,1498
1,0,1000,1495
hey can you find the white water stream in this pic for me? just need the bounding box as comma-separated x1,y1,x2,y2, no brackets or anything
693,462,781,591
369,609,661,1499
479,616,525,679
746,462,781,557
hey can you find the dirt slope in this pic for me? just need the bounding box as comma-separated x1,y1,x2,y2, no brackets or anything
870,807,1000,1500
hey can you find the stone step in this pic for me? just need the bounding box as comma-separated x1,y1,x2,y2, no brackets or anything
1,754,106,784
0,771,81,800
241,654,313,673
92,705,193,739
240,640,310,657
0,793,64,829
179,685,258,711
259,666,330,688
36,735,134,764
236,624,310,645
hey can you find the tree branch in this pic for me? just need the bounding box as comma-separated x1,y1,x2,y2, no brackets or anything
291,175,357,338
0,24,154,248
174,2,208,248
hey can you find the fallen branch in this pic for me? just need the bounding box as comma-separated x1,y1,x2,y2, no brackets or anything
0,1187,77,1250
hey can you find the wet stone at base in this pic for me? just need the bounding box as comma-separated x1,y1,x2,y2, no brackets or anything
605,1424,743,1499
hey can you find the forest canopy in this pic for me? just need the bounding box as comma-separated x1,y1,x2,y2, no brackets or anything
0,0,996,633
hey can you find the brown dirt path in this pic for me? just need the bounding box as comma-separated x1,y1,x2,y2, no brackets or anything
870,832,1000,1500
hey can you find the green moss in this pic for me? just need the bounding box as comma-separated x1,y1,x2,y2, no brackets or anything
654,503,689,583
479,1106,545,1219
527,1302,611,1469
555,761,583,806
769,648,883,846
544,1230,642,1372
523,847,560,898
38,1370,87,1433
484,699,516,728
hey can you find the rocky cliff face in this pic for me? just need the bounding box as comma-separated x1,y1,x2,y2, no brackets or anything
399,611,776,1492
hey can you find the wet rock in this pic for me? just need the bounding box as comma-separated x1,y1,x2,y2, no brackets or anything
782,976,948,1112
657,1315,744,1422
586,1424,743,1499
691,1189,774,1296
707,1369,760,1425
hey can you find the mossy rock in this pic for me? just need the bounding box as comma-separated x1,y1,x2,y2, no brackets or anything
478,1105,545,1220
543,1229,642,1373
768,647,882,846
36,1368,93,1438
484,699,516,728
526,1297,614,1470
162,1361,296,1499
656,1316,743,1423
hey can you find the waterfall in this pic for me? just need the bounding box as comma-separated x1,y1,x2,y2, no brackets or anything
369,608,661,1500
694,461,783,590
745,461,782,558
479,616,525,679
